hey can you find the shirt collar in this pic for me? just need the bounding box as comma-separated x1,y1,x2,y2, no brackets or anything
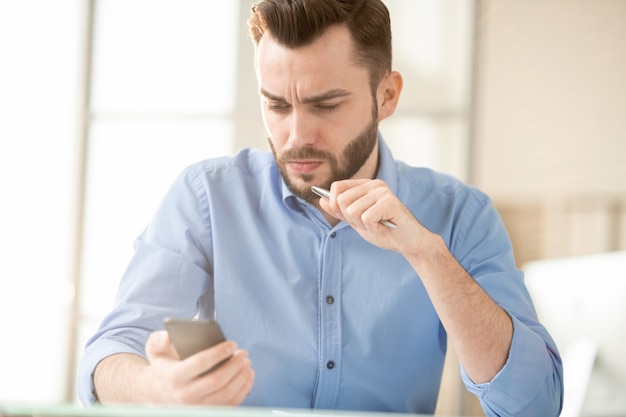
376,132,399,194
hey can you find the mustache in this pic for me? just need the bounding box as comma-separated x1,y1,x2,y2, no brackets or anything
279,147,334,162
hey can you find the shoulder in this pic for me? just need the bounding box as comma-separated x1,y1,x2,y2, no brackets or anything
185,148,275,179
393,162,502,251
395,162,489,208
162,148,278,204
173,148,278,192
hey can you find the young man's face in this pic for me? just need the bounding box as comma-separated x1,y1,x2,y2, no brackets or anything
255,25,381,202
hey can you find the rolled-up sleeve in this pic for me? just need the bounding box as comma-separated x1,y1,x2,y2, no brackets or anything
462,315,563,416
77,333,149,404
76,166,213,405
451,191,564,416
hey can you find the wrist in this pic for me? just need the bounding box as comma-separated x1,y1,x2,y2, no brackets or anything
403,232,447,271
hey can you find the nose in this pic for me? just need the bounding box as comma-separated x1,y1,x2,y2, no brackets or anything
288,110,316,148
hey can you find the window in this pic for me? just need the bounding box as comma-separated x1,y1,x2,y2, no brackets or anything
75,0,241,398
0,0,81,403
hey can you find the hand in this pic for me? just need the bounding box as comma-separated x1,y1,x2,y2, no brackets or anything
145,330,255,405
318,179,429,256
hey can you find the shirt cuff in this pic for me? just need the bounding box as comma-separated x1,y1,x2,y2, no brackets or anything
77,338,146,405
460,315,555,415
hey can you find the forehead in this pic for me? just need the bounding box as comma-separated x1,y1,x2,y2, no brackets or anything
255,25,370,95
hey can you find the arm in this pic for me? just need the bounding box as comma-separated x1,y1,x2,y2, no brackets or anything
93,331,254,405
78,166,255,405
403,236,512,383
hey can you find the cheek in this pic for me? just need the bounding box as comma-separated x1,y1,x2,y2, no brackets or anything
266,126,287,150
261,110,285,141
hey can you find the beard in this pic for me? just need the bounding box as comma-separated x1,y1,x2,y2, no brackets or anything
269,103,379,203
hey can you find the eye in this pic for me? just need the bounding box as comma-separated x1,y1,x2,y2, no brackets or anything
315,103,340,112
267,101,290,113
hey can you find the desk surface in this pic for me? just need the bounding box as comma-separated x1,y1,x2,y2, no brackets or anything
0,404,436,417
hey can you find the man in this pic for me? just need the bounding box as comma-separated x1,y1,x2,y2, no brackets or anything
78,0,563,415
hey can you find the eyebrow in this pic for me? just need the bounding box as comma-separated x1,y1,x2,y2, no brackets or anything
259,88,352,104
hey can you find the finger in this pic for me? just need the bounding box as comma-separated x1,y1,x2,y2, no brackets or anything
357,186,398,229
360,203,394,231
180,350,253,404
228,366,255,405
146,330,179,360
328,180,368,220
335,185,378,229
180,341,238,380
328,179,397,229
342,193,371,229
200,358,255,405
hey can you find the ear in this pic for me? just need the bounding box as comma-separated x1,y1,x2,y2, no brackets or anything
376,71,403,122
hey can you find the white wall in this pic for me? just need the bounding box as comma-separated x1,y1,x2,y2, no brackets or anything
473,0,626,200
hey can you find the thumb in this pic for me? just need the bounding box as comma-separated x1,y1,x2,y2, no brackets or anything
146,330,179,360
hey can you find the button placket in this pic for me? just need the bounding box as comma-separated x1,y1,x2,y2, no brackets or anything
313,225,342,408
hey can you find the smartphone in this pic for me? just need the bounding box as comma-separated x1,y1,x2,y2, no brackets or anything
163,317,227,360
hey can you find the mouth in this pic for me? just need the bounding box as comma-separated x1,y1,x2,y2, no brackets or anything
287,160,324,175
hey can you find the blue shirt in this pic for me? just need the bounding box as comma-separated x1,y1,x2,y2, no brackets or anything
78,137,563,416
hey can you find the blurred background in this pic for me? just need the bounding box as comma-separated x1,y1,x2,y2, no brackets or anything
0,1,624,416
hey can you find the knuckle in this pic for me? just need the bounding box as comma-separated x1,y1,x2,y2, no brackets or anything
335,193,346,208
373,179,385,187
361,213,375,227
344,205,358,218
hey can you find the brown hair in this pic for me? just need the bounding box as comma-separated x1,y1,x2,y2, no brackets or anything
248,0,392,89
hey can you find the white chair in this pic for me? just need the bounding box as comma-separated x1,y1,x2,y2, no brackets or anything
524,251,626,417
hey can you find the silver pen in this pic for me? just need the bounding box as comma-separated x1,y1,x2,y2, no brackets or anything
311,186,398,229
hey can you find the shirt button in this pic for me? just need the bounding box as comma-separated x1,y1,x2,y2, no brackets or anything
326,361,335,369
325,295,334,304
330,231,336,238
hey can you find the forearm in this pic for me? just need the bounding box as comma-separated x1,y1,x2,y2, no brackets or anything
405,234,513,383
93,353,158,404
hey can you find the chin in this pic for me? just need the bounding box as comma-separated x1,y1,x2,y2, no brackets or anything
284,176,321,202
